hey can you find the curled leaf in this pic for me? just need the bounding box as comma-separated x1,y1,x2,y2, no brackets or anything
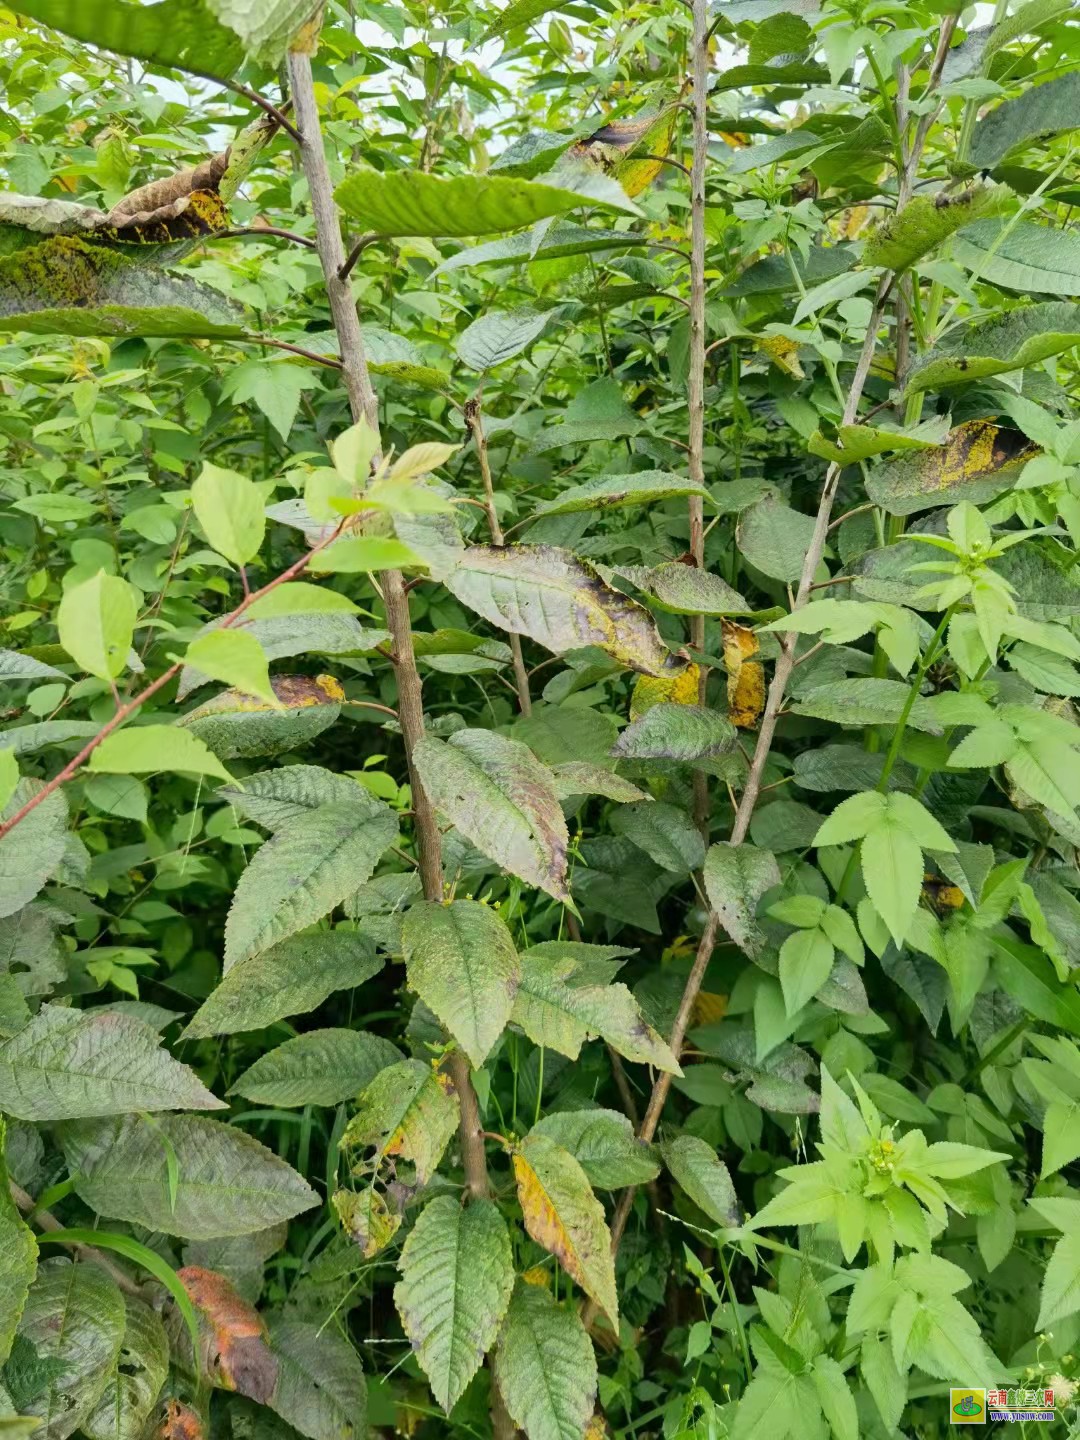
177,1267,278,1402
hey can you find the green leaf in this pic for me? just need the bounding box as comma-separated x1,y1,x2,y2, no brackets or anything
0,782,68,920
779,927,835,1015
81,1294,168,1440
223,799,398,967
954,218,1080,297
402,900,520,1067
88,725,232,782
512,946,680,1071
340,1058,460,1185
531,471,710,519
334,168,639,238
661,1134,740,1226
0,1004,223,1120
0,649,67,683
493,1282,597,1440
191,463,265,568
865,419,1036,516
218,764,374,833
58,1113,318,1238
611,704,736,761
183,932,382,1038
57,572,138,682
627,562,752,616
531,1109,659,1189
703,842,781,959
905,301,1080,396
443,544,678,677
266,1318,368,1440
178,675,346,760
313,535,422,574
611,800,705,874
862,186,1006,271
228,1028,402,1108
456,307,557,370
992,937,1080,1038
481,0,568,40
16,1259,125,1438
0,1120,36,1367
513,1132,618,1327
807,416,952,465
793,679,942,733
971,71,1080,169
183,630,277,708
7,0,240,81
1037,1230,1080,1329
394,1196,514,1413
737,497,817,583
861,819,924,947
414,731,569,902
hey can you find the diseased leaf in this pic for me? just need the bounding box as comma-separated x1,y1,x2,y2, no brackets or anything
865,420,1037,515
494,1282,598,1440
177,1267,276,1402
611,704,736,761
394,1196,514,1413
905,301,1080,396
177,675,347,759
340,1059,460,1185
661,1135,741,1227
267,1318,368,1440
531,471,709,519
333,1184,401,1259
971,71,1080,169
59,1114,318,1239
81,1296,169,1440
402,900,520,1067
627,563,752,616
512,1132,618,1327
703,842,781,959
414,730,569,902
531,1109,659,1189
0,1119,36,1367
228,1029,402,1108
442,544,680,677
862,186,1006,271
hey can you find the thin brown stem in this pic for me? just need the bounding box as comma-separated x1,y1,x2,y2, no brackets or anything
688,0,710,844
11,1181,144,1297
218,225,317,249
223,79,302,144
339,233,380,281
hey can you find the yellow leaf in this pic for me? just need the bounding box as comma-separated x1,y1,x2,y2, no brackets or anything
630,660,701,720
754,334,804,379
692,990,728,1026
521,1265,551,1289
722,620,764,729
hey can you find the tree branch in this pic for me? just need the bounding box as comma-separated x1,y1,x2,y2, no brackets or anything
10,1181,145,1298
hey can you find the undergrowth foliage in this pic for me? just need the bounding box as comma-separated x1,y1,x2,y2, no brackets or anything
2,0,1080,1437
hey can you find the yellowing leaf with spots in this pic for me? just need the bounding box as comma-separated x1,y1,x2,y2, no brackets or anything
722,621,764,729
754,334,804,379
630,661,701,720
178,673,346,760
333,1184,401,1258
570,99,681,199
865,419,1037,516
340,1059,459,1185
691,990,728,1026
512,1131,618,1328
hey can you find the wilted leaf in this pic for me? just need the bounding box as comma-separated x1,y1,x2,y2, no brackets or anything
414,730,569,902
722,620,764,728
865,420,1037,515
611,704,737,761
340,1059,460,1185
333,1185,401,1259
394,1196,514,1412
513,1132,618,1327
630,662,702,720
494,1282,598,1440
571,101,680,199
443,544,681,677
177,1268,277,1402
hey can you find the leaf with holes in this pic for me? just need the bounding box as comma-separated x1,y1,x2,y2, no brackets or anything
81,1295,169,1440
339,1059,460,1185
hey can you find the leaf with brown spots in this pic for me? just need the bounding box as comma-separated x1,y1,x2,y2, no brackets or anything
340,1058,459,1185
722,620,765,729
333,1184,402,1258
152,1399,206,1439
179,673,346,760
512,1132,618,1328
570,99,681,198
865,419,1038,516
630,661,701,720
176,1267,278,1402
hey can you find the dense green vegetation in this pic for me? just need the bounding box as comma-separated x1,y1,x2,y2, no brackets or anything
3,0,1080,1436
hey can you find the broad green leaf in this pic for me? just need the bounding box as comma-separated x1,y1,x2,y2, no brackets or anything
626,562,752,616
432,222,646,277
992,937,1080,1038
1037,1230,1080,1329
57,572,137,682
414,731,569,902
971,71,1080,169
0,782,68,920
59,1113,318,1238
493,1282,598,1440
954,218,1080,298
905,301,1080,396
340,1059,459,1185
512,1132,618,1327
531,471,710,519
611,704,737,761
0,1004,223,1120
0,721,98,757
807,415,952,465
512,947,680,1071
725,243,855,298
334,168,639,238
228,1028,402,1108
0,1120,36,1367
531,1108,659,1189
810,1355,858,1440
481,0,567,40
862,186,1005,271
178,675,345,760
778,927,835,1015
661,1135,740,1227
443,544,678,677
611,800,705,874
1041,1100,1080,1179
312,535,422,574
394,1196,514,1413
191,464,265,568
17,1259,125,1439
402,900,520,1067
223,799,398,966
183,630,277,708
865,420,1036,516
703,842,781,958
266,1318,368,1440
81,1295,169,1440
0,649,67,682
861,819,924,947
88,725,232,782
737,497,816,583
457,307,557,370
792,679,942,733
183,932,382,1037
219,764,374,833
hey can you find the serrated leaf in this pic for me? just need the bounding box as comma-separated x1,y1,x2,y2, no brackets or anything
218,764,374,833
703,842,782,959
57,572,137,682
512,1132,618,1327
340,1058,460,1184
610,800,705,874
954,218,1080,298
0,781,68,920
0,1120,36,1367
531,1109,659,1189
661,1135,741,1227
0,1005,223,1121
183,932,381,1037
493,1282,598,1440
267,1317,367,1440
737,496,817,583
792,678,942,732
457,307,556,370
402,900,520,1067
905,301,1080,396
58,1114,317,1239
81,1295,169,1440
224,799,397,967
442,544,678,677
228,1029,402,1108
334,168,638,238
865,419,1036,516
531,471,709,519
971,71,1080,169
179,675,346,760
862,186,1005,271
394,1196,514,1413
612,704,736,761
414,730,569,902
